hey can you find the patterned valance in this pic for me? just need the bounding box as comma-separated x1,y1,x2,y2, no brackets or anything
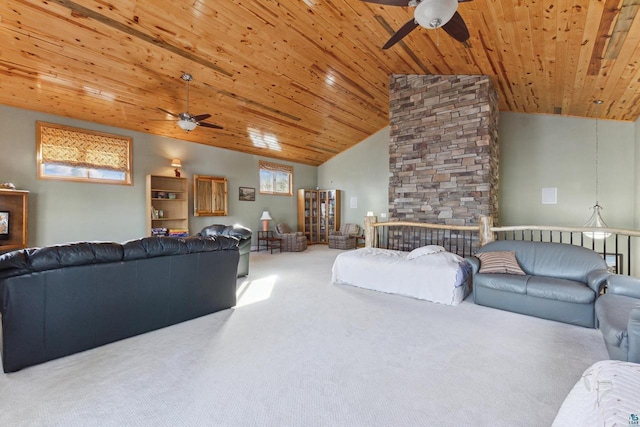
259,160,293,174
37,122,131,172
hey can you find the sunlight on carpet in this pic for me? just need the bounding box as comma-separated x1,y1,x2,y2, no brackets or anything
236,275,276,307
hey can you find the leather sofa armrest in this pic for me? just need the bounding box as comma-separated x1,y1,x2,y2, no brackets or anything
466,256,480,274
607,274,640,299
628,308,640,363
586,269,610,294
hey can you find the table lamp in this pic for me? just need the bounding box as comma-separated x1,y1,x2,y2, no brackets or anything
260,210,272,231
171,159,182,177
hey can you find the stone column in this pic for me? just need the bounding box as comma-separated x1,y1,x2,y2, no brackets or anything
388,75,499,227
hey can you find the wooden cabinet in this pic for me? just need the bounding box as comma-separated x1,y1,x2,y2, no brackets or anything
297,189,340,244
193,175,228,216
0,189,29,252
146,175,189,237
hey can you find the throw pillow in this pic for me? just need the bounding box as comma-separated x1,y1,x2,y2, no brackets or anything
477,251,526,275
277,223,292,234
406,245,446,260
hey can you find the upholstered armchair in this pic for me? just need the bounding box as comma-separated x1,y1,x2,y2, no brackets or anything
328,223,360,249
274,223,308,252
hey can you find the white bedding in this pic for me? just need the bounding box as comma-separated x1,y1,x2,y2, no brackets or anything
331,247,471,305
552,360,640,427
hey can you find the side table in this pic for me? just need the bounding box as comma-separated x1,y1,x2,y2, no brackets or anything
257,231,282,254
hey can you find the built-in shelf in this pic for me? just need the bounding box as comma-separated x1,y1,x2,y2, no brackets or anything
0,189,29,252
146,175,189,236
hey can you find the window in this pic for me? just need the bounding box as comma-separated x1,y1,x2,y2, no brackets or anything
36,121,133,185
259,161,293,196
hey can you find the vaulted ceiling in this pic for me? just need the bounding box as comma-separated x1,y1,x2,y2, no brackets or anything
1,0,639,166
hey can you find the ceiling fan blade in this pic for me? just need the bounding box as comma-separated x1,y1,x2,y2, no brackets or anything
192,113,212,121
441,11,470,43
198,122,224,130
361,0,472,5
383,18,419,49
360,0,410,5
157,107,179,118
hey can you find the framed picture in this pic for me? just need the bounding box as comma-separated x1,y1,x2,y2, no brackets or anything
0,211,9,240
239,187,256,201
601,253,623,274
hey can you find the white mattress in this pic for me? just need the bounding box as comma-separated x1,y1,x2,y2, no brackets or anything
552,360,640,427
331,247,471,306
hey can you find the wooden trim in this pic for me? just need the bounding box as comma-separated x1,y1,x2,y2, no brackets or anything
370,221,478,231
491,225,640,238
36,121,133,186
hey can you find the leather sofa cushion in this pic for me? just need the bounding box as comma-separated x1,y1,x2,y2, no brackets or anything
596,294,639,350
28,242,124,271
473,273,528,294
0,236,239,278
476,240,607,283
526,276,595,304
199,224,251,241
122,236,188,260
223,225,251,240
199,224,226,237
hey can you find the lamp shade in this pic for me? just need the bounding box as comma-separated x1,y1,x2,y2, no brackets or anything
366,211,374,217
260,211,272,221
171,159,182,168
414,0,458,29
583,204,611,239
177,119,197,131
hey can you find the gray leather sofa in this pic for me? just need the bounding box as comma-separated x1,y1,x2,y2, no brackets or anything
0,235,239,373
595,274,640,362
467,240,610,328
198,224,251,277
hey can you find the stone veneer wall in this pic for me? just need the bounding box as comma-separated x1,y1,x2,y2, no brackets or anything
388,75,499,226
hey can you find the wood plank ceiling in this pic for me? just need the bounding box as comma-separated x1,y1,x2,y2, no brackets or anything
0,0,639,166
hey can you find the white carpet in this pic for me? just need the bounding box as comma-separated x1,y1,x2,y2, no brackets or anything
0,245,609,426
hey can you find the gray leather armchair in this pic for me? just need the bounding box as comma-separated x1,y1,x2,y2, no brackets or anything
595,274,640,363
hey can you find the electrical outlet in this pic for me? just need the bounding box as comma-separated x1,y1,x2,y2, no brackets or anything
380,213,387,218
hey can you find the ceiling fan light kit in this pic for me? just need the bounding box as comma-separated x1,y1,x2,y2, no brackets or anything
363,0,472,50
414,0,457,29
156,72,223,132
177,119,197,131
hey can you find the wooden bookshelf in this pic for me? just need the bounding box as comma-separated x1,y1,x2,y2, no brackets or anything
297,189,340,244
145,175,188,236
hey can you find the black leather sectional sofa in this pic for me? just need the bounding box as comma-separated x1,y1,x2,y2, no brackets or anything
0,235,239,373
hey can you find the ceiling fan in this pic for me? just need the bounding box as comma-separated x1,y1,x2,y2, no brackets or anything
363,0,472,49
157,73,223,132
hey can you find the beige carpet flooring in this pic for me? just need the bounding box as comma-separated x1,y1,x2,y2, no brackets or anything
0,245,609,426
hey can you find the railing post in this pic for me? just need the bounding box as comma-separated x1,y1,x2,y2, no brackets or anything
479,216,494,247
364,215,377,248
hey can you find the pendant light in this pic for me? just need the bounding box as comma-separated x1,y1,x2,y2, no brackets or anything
583,100,611,240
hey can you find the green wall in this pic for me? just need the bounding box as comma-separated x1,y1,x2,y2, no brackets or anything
499,112,636,228
318,127,390,230
319,113,638,232
2,103,638,249
0,105,317,247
